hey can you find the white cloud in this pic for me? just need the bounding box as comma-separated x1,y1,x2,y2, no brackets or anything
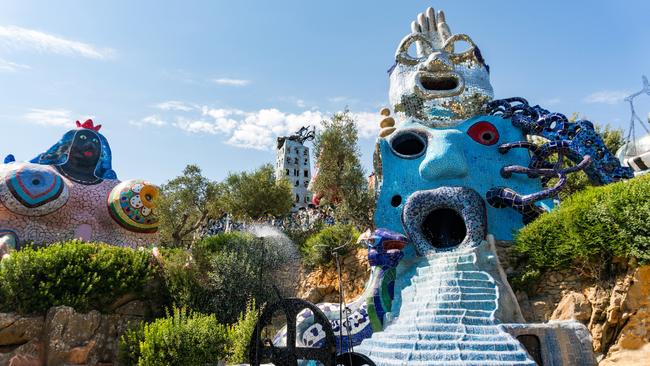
0,25,114,59
201,107,244,119
174,114,237,135
353,111,381,139
212,78,251,86
174,119,220,134
0,57,29,72
173,106,380,150
130,115,167,127
154,101,195,112
227,109,326,149
583,90,629,105
23,108,73,127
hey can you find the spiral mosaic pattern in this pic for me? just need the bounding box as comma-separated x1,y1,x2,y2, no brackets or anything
107,179,159,233
0,164,69,216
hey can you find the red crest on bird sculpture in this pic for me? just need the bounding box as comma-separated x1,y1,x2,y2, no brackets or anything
75,119,102,132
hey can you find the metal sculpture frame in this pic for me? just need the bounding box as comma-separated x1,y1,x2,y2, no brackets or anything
249,297,337,366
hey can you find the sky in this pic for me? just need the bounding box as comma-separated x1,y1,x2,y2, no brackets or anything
0,0,649,184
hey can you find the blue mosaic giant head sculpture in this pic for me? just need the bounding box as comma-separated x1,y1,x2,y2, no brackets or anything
375,7,632,255
375,115,548,251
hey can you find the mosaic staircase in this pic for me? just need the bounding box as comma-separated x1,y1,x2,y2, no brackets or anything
356,246,536,366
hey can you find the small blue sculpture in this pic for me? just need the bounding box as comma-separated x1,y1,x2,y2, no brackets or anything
273,229,407,354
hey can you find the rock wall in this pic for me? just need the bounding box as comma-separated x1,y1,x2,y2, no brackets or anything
296,247,369,304
0,301,146,366
497,243,650,365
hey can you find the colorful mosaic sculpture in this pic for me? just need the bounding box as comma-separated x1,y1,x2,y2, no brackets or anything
273,229,406,354
0,121,159,255
354,5,609,365
485,98,634,222
30,119,116,185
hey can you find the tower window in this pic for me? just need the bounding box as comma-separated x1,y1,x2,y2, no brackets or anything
286,169,289,176
296,194,300,202
304,170,308,177
295,180,299,187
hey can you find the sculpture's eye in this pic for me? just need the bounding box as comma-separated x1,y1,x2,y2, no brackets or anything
396,33,433,65
0,165,69,216
92,138,98,144
107,179,159,233
80,135,87,140
390,131,427,158
467,121,499,145
442,34,478,63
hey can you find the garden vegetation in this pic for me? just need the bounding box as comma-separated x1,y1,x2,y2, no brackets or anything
0,241,152,314
513,174,650,287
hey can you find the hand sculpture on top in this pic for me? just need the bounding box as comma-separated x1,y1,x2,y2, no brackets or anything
409,7,452,57
389,7,494,126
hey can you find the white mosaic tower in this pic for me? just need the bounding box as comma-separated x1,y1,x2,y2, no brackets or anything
275,127,315,211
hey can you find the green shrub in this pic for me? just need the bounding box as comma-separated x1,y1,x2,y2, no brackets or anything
301,224,360,268
155,247,206,312
159,232,284,324
285,223,323,253
118,322,146,366
138,307,230,366
228,299,260,365
514,174,650,284
0,241,153,314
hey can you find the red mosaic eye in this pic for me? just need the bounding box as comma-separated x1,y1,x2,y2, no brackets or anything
467,121,499,145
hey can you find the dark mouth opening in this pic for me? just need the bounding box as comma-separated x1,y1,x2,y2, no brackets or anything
420,75,459,91
421,208,467,249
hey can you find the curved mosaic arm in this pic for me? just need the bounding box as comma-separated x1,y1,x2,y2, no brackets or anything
484,98,634,223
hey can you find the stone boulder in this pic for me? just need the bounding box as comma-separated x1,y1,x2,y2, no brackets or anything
0,300,147,366
551,291,592,322
0,314,44,347
600,266,650,365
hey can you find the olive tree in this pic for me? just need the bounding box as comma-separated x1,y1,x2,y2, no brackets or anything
157,165,225,247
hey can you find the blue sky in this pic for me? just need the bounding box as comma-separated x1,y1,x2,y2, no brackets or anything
1,0,649,184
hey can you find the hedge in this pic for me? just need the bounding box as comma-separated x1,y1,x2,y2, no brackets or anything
159,232,284,324
0,241,153,314
137,307,230,366
513,174,650,285
301,224,360,268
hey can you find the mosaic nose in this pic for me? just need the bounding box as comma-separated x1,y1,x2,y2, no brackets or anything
419,129,468,181
421,51,453,72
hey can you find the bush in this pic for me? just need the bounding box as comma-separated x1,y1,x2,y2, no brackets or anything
155,247,206,312
118,322,146,366
159,232,285,324
138,307,230,366
514,174,650,284
228,299,260,364
301,224,360,268
0,241,153,314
